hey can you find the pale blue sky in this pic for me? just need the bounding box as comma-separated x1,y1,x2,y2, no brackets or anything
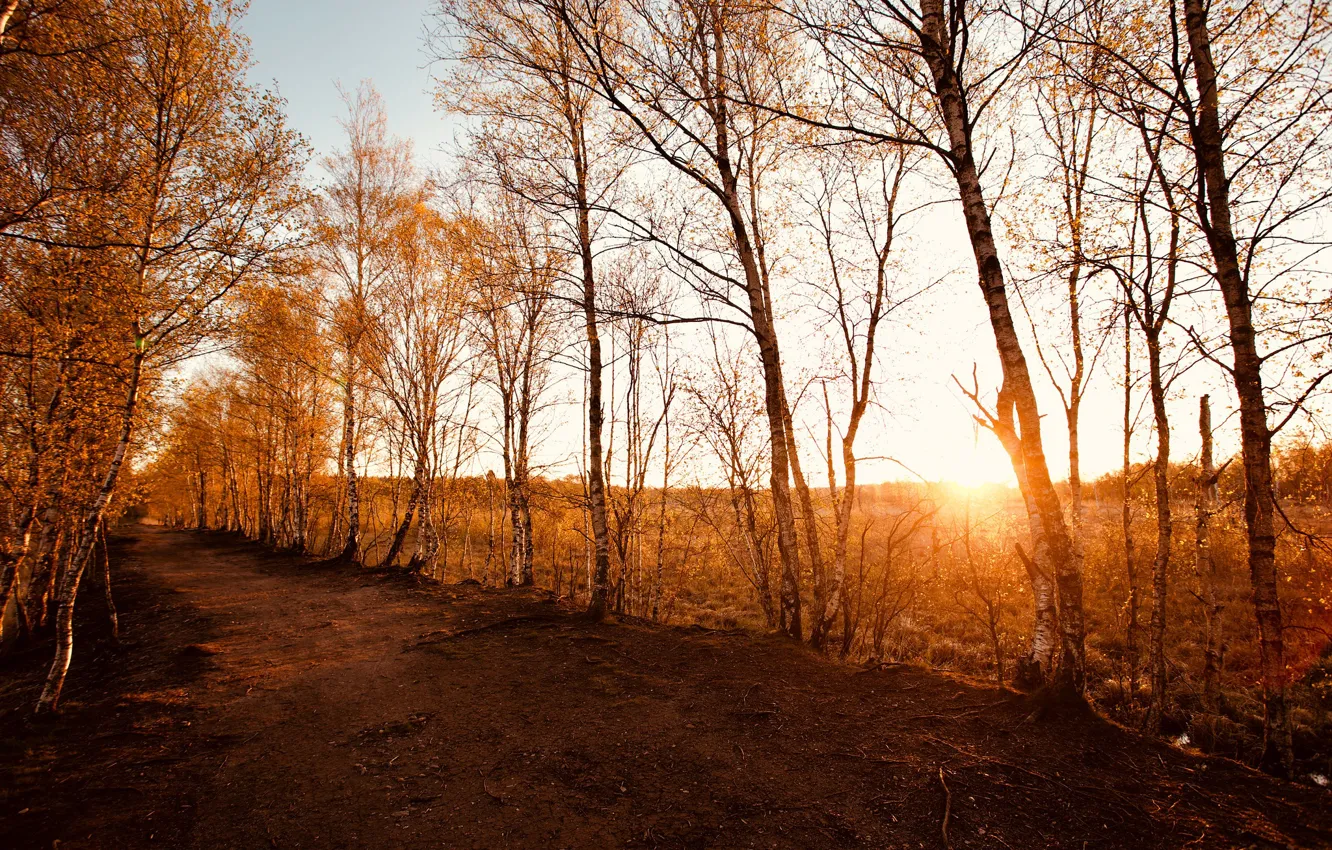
240,0,457,169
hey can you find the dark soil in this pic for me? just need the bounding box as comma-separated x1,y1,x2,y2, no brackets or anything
1,527,1329,849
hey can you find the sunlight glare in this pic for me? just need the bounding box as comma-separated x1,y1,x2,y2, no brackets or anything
939,434,1018,488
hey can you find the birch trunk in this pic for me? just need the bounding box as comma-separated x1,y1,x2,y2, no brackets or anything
572,118,614,620
1195,395,1223,710
1144,328,1172,733
484,471,497,584
4,355,72,640
918,0,1083,693
701,16,802,636
1123,310,1140,695
1065,287,1085,584
338,377,361,564
818,427,854,651
1003,424,1059,685
720,182,802,639
36,351,143,713
817,389,862,650
0,503,37,642
1179,0,1290,772
0,558,18,641
782,389,823,640
409,476,438,574
98,520,118,643
384,427,429,569
380,464,423,569
195,461,207,529
652,395,670,622
519,491,535,586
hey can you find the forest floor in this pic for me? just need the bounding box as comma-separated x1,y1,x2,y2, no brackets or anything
1,527,1330,850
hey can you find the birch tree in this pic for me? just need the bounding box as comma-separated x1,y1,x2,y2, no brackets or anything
364,202,471,569
554,0,811,637
26,0,303,711
312,83,415,566
796,0,1088,693
802,142,924,650
438,0,621,616
469,202,560,586
1074,0,1332,771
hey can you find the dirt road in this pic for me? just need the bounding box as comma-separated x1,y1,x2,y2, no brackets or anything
2,527,1328,849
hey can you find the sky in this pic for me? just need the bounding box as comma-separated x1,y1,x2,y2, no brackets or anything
233,1,1245,489
240,0,457,170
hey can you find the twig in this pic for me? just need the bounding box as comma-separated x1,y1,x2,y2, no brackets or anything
922,735,1074,793
737,682,778,716
609,646,659,668
939,767,952,849
741,682,761,708
828,747,910,765
854,661,911,674
412,615,561,647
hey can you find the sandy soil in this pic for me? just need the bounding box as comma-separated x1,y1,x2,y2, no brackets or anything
1,526,1329,849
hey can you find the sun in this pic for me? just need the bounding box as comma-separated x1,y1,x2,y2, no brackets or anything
939,437,1019,488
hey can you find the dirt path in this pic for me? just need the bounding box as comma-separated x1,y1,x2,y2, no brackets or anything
2,527,1329,849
